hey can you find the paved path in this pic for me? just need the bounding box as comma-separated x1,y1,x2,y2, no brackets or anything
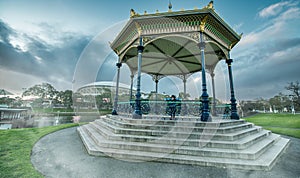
31,127,300,178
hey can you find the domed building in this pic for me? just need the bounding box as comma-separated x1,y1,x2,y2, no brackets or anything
75,81,136,110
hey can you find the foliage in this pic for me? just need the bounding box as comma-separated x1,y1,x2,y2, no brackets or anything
22,83,73,109
23,83,57,100
0,123,79,178
179,92,191,99
244,113,300,138
54,90,73,108
285,81,300,110
0,97,15,106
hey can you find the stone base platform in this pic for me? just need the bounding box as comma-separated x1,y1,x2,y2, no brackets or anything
77,115,290,170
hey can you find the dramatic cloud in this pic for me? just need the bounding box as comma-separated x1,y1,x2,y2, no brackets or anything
231,1,300,100
0,19,91,93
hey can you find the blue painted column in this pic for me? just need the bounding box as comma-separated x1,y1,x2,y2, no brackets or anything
129,73,134,101
112,62,122,115
226,55,240,120
198,31,211,122
211,72,217,116
133,36,144,119
154,77,159,114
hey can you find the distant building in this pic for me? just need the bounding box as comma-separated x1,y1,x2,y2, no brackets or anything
76,81,135,97
75,81,136,110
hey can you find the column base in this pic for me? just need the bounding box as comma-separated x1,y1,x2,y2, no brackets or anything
201,112,212,122
132,113,142,119
230,112,240,120
111,110,118,115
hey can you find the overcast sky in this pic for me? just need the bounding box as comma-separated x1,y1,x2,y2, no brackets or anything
0,0,299,101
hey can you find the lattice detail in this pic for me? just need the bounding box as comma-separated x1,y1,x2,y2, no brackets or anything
151,74,166,82
186,32,200,42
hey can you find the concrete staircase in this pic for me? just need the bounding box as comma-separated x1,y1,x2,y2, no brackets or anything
77,115,290,170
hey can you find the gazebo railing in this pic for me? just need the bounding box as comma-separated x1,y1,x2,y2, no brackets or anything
117,100,231,118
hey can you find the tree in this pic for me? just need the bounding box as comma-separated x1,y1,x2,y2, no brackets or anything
22,83,58,100
285,81,300,110
0,96,15,106
179,92,191,100
54,90,73,108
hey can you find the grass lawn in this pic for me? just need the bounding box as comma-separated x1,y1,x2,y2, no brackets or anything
244,113,300,138
0,123,80,178
1,113,299,177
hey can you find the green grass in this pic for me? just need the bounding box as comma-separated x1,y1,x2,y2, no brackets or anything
0,123,80,178
244,113,300,138
1,113,299,177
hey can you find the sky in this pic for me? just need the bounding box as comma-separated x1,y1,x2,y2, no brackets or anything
0,0,299,101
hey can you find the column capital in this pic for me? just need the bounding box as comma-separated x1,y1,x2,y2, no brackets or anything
137,45,144,52
226,58,233,65
116,62,122,68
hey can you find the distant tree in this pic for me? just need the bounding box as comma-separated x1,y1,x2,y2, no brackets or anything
12,96,23,107
72,92,83,110
179,92,191,100
31,98,44,108
268,92,290,112
54,90,73,108
240,100,257,112
95,88,113,110
285,81,300,110
0,97,15,106
22,83,58,100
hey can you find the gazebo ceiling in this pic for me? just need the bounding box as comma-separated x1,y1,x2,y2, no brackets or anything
123,35,224,76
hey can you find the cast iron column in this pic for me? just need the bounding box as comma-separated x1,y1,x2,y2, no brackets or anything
112,62,122,115
155,77,159,114
211,72,217,116
226,57,240,120
183,75,187,100
182,75,187,115
129,73,134,101
198,31,211,122
133,36,144,119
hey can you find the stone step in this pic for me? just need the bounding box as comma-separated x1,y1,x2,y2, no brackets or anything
77,126,290,170
79,124,280,160
95,119,260,141
100,116,253,134
88,122,271,149
105,115,246,128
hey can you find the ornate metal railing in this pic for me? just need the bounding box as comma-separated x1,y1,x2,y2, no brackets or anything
117,100,231,118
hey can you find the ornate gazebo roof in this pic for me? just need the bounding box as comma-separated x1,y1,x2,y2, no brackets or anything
110,1,241,77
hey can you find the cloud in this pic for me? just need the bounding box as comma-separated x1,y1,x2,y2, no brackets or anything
258,1,290,18
0,19,92,92
230,1,300,100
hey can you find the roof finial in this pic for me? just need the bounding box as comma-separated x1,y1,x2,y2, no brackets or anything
168,1,173,12
206,1,214,9
130,9,139,18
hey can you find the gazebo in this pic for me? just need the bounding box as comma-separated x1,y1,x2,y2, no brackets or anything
77,2,290,170
110,1,241,121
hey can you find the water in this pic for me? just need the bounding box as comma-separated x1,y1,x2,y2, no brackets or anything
0,116,73,129
0,123,12,130
1,114,101,129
